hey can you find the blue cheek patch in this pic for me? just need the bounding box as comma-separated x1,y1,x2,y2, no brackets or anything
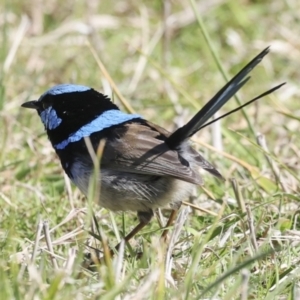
40,107,62,130
54,109,142,150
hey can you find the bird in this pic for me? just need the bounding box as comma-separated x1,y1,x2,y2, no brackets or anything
22,47,284,249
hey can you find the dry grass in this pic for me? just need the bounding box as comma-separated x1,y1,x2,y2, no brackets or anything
1,0,300,299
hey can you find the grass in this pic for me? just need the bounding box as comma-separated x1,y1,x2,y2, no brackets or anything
1,0,300,299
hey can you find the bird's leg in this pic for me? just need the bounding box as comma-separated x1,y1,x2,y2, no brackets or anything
114,210,154,251
160,210,177,240
160,201,182,240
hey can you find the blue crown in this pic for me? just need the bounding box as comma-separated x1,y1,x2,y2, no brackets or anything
40,84,91,98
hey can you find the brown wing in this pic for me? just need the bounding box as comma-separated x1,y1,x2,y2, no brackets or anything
100,121,221,185
144,121,223,179
187,147,223,179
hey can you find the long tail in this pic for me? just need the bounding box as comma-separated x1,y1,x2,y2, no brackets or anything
198,82,285,130
165,47,279,149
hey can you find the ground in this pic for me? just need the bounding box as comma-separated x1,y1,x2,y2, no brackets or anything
1,0,300,299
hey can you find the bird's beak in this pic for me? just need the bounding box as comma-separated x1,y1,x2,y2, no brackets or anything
21,100,39,109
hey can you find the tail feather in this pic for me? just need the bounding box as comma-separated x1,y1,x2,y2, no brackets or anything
166,47,271,149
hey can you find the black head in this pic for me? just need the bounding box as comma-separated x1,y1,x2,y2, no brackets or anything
21,84,120,145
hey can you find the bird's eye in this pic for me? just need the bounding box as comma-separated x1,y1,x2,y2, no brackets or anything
42,102,51,110
40,95,54,110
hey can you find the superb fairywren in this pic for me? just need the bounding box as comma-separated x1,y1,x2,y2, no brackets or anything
22,47,283,245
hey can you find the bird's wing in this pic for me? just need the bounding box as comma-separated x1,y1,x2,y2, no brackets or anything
94,121,221,185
